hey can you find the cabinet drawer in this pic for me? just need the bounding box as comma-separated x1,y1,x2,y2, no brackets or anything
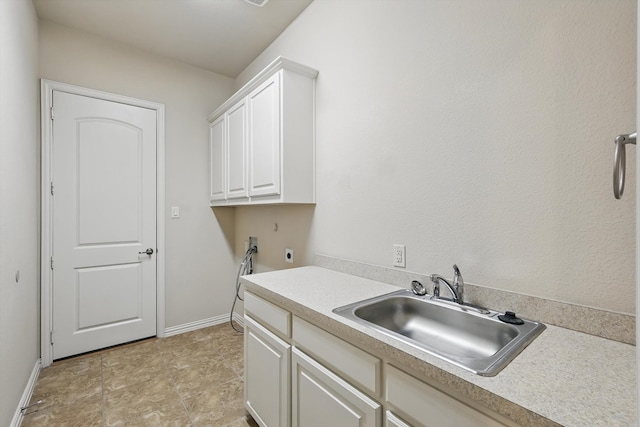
293,316,380,395
244,292,291,338
386,365,508,427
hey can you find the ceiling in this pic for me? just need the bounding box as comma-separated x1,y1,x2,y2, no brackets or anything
33,0,314,78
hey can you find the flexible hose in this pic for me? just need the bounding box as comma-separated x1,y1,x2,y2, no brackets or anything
230,246,257,333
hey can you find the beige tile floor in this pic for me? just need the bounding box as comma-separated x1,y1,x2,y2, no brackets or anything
21,324,259,427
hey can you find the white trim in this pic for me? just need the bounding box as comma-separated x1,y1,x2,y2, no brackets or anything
163,313,242,337
207,56,318,122
636,3,639,420
10,359,41,427
39,80,166,366
233,312,245,328
156,99,166,339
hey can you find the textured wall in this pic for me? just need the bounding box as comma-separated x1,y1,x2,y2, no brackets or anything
235,0,637,314
38,21,238,327
0,0,39,424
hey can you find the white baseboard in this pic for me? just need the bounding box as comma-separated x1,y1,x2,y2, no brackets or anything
163,312,243,337
10,358,41,427
232,312,245,328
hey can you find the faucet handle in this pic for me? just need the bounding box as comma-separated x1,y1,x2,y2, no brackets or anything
452,264,464,304
453,264,461,277
452,265,464,285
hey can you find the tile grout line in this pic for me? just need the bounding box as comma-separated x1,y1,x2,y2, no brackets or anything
159,340,196,426
100,353,106,427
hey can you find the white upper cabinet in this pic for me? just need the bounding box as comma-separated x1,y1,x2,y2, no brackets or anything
248,73,281,198
226,98,249,200
208,57,318,206
208,115,225,202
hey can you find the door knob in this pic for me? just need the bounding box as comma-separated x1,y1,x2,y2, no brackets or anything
138,248,154,255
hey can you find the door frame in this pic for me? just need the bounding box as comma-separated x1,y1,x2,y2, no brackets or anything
40,80,166,367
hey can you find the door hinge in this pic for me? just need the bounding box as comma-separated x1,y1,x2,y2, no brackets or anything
50,181,54,196
50,107,55,120
50,330,54,345
50,256,54,270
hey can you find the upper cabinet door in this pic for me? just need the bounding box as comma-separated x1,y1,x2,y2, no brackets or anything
226,98,249,200
209,115,225,202
248,72,281,198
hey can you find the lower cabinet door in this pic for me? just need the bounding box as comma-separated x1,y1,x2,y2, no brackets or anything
245,315,291,427
292,347,381,427
385,411,412,427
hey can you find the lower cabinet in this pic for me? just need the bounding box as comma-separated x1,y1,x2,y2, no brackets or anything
244,292,516,427
292,347,381,427
385,411,412,427
244,315,290,427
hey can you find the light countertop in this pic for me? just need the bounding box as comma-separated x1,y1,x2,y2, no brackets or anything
241,266,636,427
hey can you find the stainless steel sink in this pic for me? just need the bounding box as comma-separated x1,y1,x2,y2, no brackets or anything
332,289,545,376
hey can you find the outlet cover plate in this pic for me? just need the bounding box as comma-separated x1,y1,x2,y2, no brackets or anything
393,244,406,268
285,248,294,264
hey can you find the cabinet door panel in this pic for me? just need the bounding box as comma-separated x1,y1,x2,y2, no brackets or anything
249,72,281,197
292,347,381,427
245,316,290,427
226,99,248,199
385,411,412,427
386,365,507,427
209,115,225,202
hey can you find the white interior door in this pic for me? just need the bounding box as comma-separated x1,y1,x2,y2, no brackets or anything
51,90,157,359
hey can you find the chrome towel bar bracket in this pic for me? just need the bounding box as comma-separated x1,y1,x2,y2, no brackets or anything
613,131,636,199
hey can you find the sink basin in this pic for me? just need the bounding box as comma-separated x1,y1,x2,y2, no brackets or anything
332,290,545,376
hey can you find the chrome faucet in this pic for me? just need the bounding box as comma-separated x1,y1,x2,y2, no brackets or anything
430,264,464,304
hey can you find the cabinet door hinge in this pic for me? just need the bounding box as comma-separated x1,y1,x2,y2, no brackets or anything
50,107,55,120
50,256,54,270
50,181,54,196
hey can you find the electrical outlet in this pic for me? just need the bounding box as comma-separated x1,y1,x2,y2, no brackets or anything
249,236,258,252
393,244,406,268
285,248,294,264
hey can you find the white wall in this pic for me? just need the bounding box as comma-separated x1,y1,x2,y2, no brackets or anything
0,0,39,424
235,0,637,315
38,20,238,327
